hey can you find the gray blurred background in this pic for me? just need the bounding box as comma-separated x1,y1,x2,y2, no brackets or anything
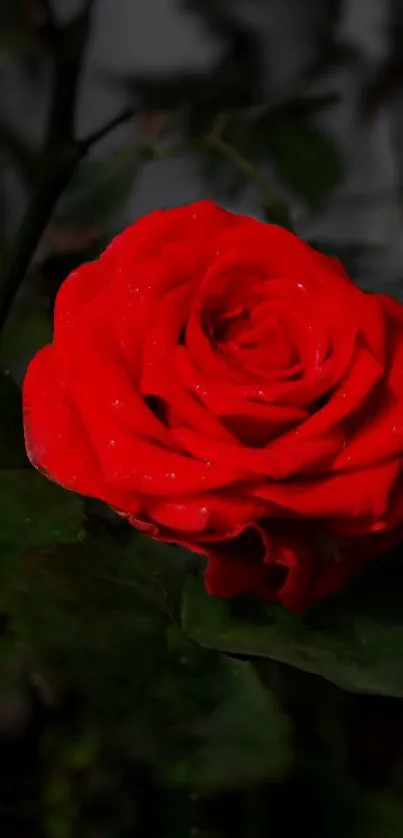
2,0,403,295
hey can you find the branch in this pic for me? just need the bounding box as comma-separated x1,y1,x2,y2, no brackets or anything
0,152,79,331
205,134,293,230
45,9,92,147
0,4,95,336
80,107,137,152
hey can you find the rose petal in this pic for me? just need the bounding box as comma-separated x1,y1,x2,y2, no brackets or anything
23,345,118,503
253,461,399,521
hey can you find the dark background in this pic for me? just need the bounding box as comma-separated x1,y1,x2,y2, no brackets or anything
2,1,403,835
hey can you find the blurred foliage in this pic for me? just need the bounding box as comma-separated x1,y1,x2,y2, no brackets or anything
0,0,46,66
198,96,343,211
55,147,149,229
0,0,403,836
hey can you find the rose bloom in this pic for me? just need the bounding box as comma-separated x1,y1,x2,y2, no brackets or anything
23,200,403,611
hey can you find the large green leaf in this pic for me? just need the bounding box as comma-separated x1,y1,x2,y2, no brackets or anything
8,534,291,791
181,548,403,697
12,539,168,717
7,531,190,685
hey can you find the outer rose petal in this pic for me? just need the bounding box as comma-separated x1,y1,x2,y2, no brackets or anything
102,199,244,268
147,493,267,536
23,345,122,506
54,260,111,341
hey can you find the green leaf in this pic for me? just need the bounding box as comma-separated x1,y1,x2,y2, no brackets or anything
184,656,292,788
24,529,192,618
0,468,84,556
266,111,344,209
145,627,292,789
8,529,291,789
181,548,403,698
6,531,189,698
12,539,168,717
56,147,144,228
0,373,26,467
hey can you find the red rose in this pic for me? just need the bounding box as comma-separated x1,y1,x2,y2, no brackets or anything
23,200,403,611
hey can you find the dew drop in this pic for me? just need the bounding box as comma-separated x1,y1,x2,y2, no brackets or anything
142,473,153,484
